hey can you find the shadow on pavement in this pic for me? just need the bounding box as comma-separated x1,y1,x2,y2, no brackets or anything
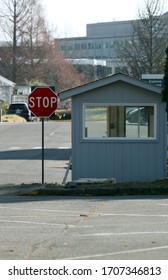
0,148,72,160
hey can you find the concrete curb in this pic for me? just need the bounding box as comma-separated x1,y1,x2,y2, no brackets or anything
20,185,168,196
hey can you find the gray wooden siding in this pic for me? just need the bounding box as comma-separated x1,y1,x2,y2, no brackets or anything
71,81,167,182
72,142,166,182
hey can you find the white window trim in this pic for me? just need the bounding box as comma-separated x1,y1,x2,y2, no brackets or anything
82,103,157,141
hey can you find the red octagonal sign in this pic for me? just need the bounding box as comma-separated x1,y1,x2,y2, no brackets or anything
28,87,58,117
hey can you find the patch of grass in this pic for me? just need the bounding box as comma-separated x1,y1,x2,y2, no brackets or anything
2,114,27,122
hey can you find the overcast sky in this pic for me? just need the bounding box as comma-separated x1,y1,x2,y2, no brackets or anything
42,0,144,37
42,0,167,37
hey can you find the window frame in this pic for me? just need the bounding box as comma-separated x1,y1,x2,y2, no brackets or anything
82,103,157,141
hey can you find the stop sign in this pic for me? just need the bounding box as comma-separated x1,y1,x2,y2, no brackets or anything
28,87,58,117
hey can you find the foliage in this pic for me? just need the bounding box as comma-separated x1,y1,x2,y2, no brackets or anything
0,0,84,90
117,0,168,78
0,101,8,114
2,114,26,122
25,79,48,87
162,47,168,112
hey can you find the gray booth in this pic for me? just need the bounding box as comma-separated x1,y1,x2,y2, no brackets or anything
59,74,167,182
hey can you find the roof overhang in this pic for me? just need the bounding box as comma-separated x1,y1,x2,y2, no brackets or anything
59,73,161,101
0,74,15,87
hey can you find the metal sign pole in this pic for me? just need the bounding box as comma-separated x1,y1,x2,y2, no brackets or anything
28,86,57,187
42,118,45,185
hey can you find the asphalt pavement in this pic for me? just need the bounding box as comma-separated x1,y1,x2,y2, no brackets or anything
1,192,168,260
0,121,72,185
1,122,168,261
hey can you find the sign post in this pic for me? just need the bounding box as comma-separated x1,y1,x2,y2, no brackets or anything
42,118,45,184
28,87,58,185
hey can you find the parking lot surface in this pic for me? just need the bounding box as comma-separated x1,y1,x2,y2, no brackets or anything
0,194,168,260
0,122,72,185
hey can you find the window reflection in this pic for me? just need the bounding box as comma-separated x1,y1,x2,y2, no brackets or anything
84,105,155,138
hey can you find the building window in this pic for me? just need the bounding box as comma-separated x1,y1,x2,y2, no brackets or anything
95,42,102,49
88,43,94,49
102,42,109,49
61,45,66,51
83,104,156,139
81,43,87,49
74,43,80,50
68,44,73,50
109,41,115,48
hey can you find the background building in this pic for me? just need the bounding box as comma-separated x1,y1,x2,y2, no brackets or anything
59,20,134,76
0,74,15,103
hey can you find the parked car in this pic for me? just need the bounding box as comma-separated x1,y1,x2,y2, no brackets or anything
7,102,32,121
126,107,148,125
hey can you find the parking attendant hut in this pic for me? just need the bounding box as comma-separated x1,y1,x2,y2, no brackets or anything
59,73,167,183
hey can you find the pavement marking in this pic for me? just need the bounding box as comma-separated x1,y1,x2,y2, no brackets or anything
6,146,43,150
95,213,168,217
158,203,168,206
0,226,43,229
66,245,168,260
1,206,168,218
6,146,70,150
0,206,82,215
50,130,57,136
0,219,92,228
56,146,71,149
8,147,21,150
79,231,168,237
32,147,45,149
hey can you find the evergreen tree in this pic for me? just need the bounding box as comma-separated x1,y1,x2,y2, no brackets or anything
162,47,168,112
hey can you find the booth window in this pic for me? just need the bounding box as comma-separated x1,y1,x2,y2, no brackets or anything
84,104,155,139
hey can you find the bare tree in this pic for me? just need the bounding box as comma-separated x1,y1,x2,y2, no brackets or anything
18,0,51,81
42,39,85,91
118,0,168,78
0,0,85,89
0,0,33,82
